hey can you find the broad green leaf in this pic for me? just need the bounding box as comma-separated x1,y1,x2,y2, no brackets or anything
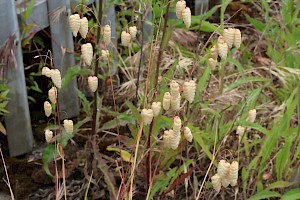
100,113,135,130
282,188,300,200
61,66,91,90
106,147,132,162
248,191,281,200
42,144,57,176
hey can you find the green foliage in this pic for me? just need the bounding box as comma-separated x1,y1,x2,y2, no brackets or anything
247,0,300,69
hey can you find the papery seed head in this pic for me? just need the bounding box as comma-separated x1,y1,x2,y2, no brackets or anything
88,76,98,92
183,126,193,142
45,129,53,143
81,43,93,66
44,101,52,117
121,31,131,47
79,17,88,39
234,29,242,49
176,0,186,19
64,119,73,134
182,80,196,103
68,14,80,37
163,92,171,111
42,67,51,78
210,45,218,60
103,25,111,45
236,126,245,138
48,87,57,104
211,174,221,193
229,161,239,186
218,42,228,59
217,160,230,179
223,28,235,49
217,36,225,44
170,95,181,111
247,109,256,123
182,7,191,28
173,116,182,135
208,58,218,71
170,80,180,98
101,50,109,61
163,129,180,150
141,109,153,125
50,69,62,89
151,102,161,117
129,26,137,39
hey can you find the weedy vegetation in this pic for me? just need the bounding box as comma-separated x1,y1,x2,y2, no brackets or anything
2,0,300,199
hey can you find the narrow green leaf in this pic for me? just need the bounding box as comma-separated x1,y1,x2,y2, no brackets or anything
245,14,266,32
248,191,281,200
192,129,213,161
24,0,35,20
75,88,91,115
276,137,292,180
224,77,269,92
106,147,132,162
125,100,140,121
195,66,211,101
282,188,300,200
265,181,293,191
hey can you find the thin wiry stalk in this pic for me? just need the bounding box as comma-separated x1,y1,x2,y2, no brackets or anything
135,12,144,103
92,0,103,135
196,117,219,199
154,0,172,91
0,146,15,200
106,53,125,182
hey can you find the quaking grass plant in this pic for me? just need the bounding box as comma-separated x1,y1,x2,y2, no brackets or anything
39,0,300,199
